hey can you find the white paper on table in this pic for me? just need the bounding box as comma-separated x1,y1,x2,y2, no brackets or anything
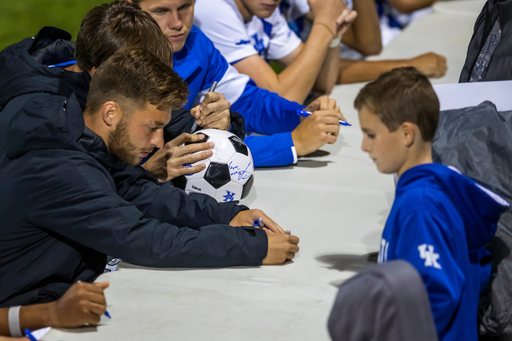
31,327,51,340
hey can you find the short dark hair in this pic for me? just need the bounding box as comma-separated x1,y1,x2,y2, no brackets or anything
86,48,189,114
75,1,172,71
354,67,440,142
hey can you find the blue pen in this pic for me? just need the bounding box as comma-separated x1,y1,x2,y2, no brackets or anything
48,60,77,68
296,110,351,126
253,218,265,228
24,329,38,341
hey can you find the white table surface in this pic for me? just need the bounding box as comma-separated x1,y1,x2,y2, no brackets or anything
46,3,488,341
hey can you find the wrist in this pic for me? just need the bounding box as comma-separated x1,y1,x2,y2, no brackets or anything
291,130,304,156
312,20,336,39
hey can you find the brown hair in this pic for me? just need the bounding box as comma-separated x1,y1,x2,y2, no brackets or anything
85,48,189,114
75,1,172,71
354,67,440,141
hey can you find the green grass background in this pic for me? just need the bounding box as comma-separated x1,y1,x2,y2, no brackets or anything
0,0,107,51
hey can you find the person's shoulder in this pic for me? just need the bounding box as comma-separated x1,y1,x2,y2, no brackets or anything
186,26,216,52
195,0,242,20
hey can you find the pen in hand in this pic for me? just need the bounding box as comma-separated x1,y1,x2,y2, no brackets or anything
296,110,351,126
254,218,291,235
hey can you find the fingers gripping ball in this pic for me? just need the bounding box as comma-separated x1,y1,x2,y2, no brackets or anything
183,129,254,202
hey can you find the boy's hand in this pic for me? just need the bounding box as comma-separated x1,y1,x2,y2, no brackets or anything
263,233,300,264
48,281,109,328
306,95,344,116
407,52,447,78
191,92,231,130
142,133,214,182
230,209,286,234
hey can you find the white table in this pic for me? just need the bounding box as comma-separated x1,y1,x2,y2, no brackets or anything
46,3,486,341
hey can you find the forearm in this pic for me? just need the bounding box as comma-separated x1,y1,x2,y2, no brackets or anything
277,25,333,103
0,304,54,336
337,58,407,84
313,44,341,95
388,0,437,14
341,0,382,55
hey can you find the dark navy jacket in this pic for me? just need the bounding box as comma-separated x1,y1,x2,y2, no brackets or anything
378,164,509,341
0,29,268,308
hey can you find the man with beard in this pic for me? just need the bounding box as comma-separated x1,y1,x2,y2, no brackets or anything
0,48,300,308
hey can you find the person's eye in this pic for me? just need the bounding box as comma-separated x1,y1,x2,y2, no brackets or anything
179,3,191,11
155,9,165,15
367,134,376,139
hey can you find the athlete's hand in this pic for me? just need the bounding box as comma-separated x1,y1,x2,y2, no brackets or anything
48,282,109,328
336,8,358,37
406,52,447,78
230,209,286,234
309,0,345,36
191,92,231,130
263,232,300,264
142,133,214,182
292,109,342,156
306,95,343,115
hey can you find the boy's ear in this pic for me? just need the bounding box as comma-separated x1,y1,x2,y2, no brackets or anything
101,101,123,128
401,122,416,148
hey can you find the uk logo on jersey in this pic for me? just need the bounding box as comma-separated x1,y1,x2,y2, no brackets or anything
418,244,442,269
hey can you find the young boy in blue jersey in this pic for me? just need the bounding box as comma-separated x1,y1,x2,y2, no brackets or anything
354,67,509,341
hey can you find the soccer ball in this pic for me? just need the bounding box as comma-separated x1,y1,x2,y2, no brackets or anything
183,129,254,202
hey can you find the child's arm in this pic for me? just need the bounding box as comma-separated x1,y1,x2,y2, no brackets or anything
393,210,465,338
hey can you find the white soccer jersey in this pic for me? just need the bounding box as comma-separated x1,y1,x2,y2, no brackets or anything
194,0,302,64
280,0,353,22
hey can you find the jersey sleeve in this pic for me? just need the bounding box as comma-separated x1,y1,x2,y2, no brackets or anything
394,210,465,338
194,0,258,64
265,9,303,60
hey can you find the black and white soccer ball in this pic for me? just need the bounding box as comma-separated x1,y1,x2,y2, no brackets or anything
183,129,254,202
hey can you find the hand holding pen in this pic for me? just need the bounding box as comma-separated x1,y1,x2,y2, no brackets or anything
190,81,231,130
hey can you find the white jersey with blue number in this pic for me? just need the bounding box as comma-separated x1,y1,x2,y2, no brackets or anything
194,0,302,64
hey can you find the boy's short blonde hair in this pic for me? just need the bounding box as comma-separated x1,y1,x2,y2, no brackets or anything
354,67,440,142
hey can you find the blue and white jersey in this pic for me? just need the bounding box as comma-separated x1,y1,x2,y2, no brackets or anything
194,0,302,63
380,163,509,341
280,0,353,22
172,26,303,167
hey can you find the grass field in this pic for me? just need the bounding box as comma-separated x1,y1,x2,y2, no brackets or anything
0,0,107,51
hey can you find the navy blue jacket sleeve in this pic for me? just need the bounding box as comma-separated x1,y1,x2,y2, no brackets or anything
112,165,249,228
27,154,268,268
394,210,465,338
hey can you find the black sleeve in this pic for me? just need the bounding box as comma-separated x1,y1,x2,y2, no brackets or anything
112,164,248,227
28,155,267,268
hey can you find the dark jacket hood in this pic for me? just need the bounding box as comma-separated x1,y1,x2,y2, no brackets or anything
398,163,509,251
0,26,90,111
5,92,85,159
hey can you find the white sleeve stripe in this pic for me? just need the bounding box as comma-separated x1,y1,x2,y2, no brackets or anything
291,146,298,164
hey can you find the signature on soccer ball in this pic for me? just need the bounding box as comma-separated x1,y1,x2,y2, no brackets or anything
229,161,252,181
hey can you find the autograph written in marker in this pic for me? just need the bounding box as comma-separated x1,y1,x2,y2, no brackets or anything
229,161,252,181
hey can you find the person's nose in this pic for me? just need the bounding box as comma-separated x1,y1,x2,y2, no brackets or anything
361,136,370,153
150,131,164,149
168,11,183,31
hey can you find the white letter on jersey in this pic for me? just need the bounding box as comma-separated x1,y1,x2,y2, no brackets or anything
418,244,442,269
378,239,389,264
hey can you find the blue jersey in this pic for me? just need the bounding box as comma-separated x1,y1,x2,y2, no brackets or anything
378,163,509,341
172,26,303,167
